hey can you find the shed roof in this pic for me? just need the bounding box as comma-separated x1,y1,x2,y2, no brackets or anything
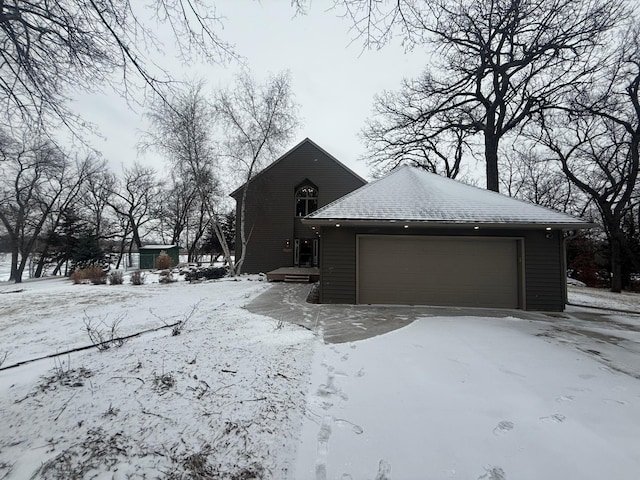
139,245,178,250
304,166,593,229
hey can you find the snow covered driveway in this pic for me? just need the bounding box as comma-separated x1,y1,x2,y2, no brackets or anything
294,310,640,480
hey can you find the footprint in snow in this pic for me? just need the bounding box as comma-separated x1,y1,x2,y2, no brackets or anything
356,368,366,377
478,466,506,480
341,353,350,361
555,395,575,403
334,418,364,435
374,459,392,480
315,463,327,480
317,415,332,456
493,421,514,435
540,413,566,423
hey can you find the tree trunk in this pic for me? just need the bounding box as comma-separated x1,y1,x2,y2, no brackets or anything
610,230,624,293
484,135,500,192
9,245,19,283
14,253,29,284
34,244,51,277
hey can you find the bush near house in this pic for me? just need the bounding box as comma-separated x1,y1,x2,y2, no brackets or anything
130,270,146,285
183,266,227,282
108,270,124,285
70,265,107,285
155,251,173,270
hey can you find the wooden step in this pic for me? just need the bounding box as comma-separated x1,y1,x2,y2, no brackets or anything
284,274,310,283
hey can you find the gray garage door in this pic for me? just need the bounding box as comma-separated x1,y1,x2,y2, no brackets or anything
357,235,520,308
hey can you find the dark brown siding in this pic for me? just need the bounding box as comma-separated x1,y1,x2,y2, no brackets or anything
320,227,357,303
232,140,366,274
523,230,564,311
318,226,566,311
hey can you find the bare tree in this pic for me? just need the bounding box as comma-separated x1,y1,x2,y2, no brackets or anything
534,27,640,292
78,171,117,241
107,163,162,257
0,132,102,282
143,80,230,266
214,70,299,274
32,153,106,277
499,148,580,213
337,0,625,191
0,0,235,132
364,76,474,179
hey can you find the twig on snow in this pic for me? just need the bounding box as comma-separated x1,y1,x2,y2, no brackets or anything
54,392,78,421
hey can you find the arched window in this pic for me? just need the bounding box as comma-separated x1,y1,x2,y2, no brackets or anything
295,185,318,217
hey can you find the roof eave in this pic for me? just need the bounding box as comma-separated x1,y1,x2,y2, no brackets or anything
301,218,597,230
229,137,367,198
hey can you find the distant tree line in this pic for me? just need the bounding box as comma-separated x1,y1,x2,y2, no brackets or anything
0,69,300,283
0,2,298,283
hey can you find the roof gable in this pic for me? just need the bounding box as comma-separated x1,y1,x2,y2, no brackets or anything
304,166,593,229
229,138,366,198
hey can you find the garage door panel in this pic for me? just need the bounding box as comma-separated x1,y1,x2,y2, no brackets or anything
358,236,519,308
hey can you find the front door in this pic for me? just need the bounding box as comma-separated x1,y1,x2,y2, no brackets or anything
294,238,318,267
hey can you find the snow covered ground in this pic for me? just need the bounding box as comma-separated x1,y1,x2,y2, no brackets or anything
0,274,316,479
1,274,639,479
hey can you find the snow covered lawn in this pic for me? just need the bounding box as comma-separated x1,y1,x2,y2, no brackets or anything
0,275,316,479
1,276,639,479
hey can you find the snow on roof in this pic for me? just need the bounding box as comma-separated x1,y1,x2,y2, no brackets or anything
140,245,177,249
305,166,592,228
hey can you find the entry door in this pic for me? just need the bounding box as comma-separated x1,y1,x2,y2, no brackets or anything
294,238,316,267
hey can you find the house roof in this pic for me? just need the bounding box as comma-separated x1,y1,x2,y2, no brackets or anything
229,137,367,198
140,245,178,250
303,166,594,229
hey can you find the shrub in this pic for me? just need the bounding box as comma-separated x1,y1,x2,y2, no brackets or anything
130,270,146,285
83,313,126,351
85,265,107,285
156,251,173,270
158,270,176,284
70,269,86,284
184,266,227,282
108,270,124,285
71,265,107,285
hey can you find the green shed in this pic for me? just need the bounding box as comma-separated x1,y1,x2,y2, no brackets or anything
139,245,179,269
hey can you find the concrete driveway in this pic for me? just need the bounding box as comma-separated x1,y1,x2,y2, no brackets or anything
245,283,640,368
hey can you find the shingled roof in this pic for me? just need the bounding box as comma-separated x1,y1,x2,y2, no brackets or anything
303,166,593,229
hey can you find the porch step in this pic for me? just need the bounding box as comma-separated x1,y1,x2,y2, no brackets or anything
284,274,311,283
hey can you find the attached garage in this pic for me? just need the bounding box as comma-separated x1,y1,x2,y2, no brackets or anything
303,166,594,311
357,235,521,308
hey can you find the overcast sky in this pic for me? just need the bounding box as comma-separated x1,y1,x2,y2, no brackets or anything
71,2,426,183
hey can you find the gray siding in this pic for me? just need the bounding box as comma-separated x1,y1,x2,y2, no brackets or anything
523,230,564,311
320,228,357,303
232,140,366,274
318,226,567,311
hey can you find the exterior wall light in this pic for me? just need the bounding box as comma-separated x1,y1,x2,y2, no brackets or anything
545,227,552,231
335,223,341,227
404,225,409,229
473,226,480,230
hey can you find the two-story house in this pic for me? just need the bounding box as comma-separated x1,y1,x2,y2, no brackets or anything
229,138,366,275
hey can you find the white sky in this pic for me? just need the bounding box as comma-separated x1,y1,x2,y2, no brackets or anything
71,2,427,183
